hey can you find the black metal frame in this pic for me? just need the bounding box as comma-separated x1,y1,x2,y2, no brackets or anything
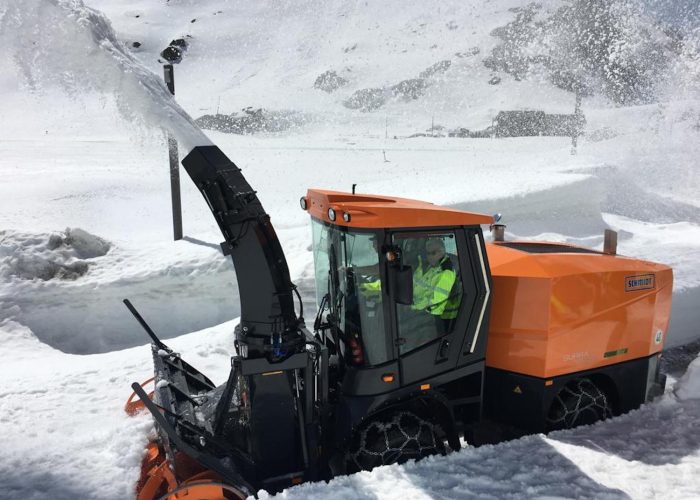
181,146,305,359
385,226,489,386
128,300,329,493
314,224,493,466
129,145,328,493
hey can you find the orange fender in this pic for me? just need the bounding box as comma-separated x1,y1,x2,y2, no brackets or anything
135,442,246,500
125,377,155,416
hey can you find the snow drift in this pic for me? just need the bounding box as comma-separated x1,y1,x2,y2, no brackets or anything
675,355,700,400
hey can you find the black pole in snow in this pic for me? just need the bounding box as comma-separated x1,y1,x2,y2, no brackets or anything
571,89,582,156
164,64,183,241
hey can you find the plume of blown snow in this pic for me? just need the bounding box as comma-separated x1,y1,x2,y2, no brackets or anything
0,0,212,152
668,26,700,100
485,0,699,105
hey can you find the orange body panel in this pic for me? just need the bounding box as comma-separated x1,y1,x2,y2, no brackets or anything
304,189,493,228
124,377,155,416
126,401,241,499
485,242,673,378
134,441,240,500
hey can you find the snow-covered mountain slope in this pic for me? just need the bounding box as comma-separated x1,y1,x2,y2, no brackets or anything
0,0,699,498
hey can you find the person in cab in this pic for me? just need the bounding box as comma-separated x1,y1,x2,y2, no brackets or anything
411,238,459,333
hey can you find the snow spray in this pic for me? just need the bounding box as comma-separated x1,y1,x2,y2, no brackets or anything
0,0,212,153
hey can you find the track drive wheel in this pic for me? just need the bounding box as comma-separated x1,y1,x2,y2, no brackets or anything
547,378,613,431
346,411,445,473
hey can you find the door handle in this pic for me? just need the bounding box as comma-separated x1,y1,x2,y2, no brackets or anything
436,338,450,362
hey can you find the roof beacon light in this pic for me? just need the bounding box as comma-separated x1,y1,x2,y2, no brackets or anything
299,197,308,210
328,208,336,221
342,212,351,223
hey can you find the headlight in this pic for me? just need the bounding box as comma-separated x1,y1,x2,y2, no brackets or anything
328,208,336,221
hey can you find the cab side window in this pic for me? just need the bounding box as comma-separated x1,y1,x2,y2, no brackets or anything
393,232,463,354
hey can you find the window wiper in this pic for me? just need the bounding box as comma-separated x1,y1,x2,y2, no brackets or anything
329,244,340,303
327,289,345,337
328,244,344,328
325,244,347,362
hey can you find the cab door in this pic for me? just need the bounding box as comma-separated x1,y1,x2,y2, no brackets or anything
390,227,484,386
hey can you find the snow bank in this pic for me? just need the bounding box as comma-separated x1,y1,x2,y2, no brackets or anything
602,215,700,292
0,236,239,354
675,354,700,400
0,320,237,500
0,318,59,360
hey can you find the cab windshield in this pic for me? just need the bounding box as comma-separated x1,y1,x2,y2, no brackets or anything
311,219,389,365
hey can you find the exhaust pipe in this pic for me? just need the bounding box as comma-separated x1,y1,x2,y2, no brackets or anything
490,213,506,242
604,229,618,255
491,223,506,242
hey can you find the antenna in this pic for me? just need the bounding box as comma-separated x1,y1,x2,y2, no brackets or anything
352,184,357,194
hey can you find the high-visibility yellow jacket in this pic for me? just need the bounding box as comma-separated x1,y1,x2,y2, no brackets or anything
359,277,382,295
412,255,459,319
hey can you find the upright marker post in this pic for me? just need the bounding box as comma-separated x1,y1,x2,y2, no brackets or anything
571,88,582,156
164,64,183,241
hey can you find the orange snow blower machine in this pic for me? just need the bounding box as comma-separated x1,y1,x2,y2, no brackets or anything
125,146,671,499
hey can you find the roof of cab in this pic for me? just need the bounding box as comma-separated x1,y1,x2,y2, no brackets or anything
304,189,493,229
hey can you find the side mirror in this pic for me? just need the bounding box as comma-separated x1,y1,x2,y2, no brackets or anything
391,265,413,305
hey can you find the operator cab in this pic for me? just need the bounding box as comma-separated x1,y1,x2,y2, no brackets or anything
302,189,494,393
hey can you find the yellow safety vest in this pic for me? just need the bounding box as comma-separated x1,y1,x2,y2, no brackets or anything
412,256,459,319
